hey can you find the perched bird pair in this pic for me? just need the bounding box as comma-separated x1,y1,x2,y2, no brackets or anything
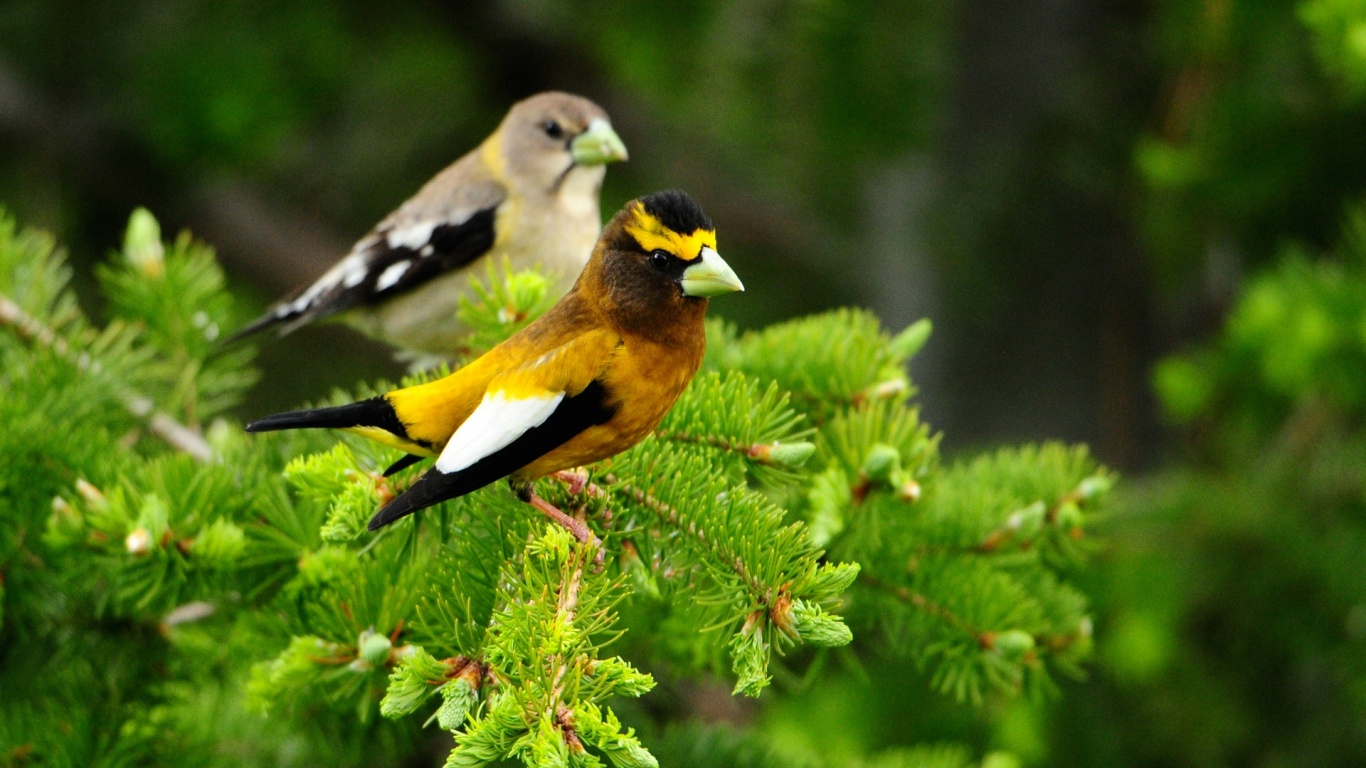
231,92,629,356
247,190,744,535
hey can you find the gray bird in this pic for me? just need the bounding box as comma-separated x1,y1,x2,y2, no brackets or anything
230,92,628,356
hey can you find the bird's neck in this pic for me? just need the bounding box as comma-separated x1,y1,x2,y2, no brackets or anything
607,298,707,355
552,163,606,204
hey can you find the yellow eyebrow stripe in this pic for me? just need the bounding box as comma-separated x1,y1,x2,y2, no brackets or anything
624,202,717,259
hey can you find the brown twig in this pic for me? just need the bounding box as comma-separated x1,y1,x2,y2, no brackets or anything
0,292,213,461
858,572,982,638
613,479,769,600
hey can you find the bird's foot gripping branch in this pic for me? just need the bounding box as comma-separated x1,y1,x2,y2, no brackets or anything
8,209,1113,768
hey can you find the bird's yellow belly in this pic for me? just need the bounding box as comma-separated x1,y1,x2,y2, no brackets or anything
517,338,699,479
346,426,438,457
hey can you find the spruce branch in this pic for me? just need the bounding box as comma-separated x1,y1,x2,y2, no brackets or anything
652,371,815,484
0,291,213,460
706,310,928,419
438,527,656,767
604,439,855,695
857,572,983,640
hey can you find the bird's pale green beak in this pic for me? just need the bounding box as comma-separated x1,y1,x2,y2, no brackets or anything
571,118,629,165
681,246,744,298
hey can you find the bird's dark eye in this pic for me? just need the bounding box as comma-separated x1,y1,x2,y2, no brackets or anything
542,120,564,139
649,250,671,271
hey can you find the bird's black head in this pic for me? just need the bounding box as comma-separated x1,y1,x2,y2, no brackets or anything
638,190,714,237
583,190,743,342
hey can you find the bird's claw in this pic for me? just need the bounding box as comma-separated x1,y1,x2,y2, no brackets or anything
526,492,606,567
551,468,603,498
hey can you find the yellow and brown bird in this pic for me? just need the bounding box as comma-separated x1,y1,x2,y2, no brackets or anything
246,190,743,535
230,92,628,356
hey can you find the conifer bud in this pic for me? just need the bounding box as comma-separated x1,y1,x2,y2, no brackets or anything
507,269,549,317
893,472,922,503
125,527,152,556
1056,500,1084,534
46,496,84,547
1007,501,1047,541
528,720,572,765
602,736,657,768
585,657,655,697
988,629,1035,660
162,601,215,627
575,703,659,768
1071,617,1095,656
190,519,245,564
731,612,771,697
295,546,351,589
51,495,74,518
864,378,911,402
1075,473,1114,502
861,443,902,482
358,628,393,668
74,478,108,510
380,646,452,718
807,561,860,598
889,318,933,360
123,207,165,280
436,669,480,731
749,441,816,468
791,600,854,647
531,526,575,562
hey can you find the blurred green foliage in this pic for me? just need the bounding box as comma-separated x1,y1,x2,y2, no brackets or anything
1043,202,1366,767
1136,0,1366,287
1036,5,1366,764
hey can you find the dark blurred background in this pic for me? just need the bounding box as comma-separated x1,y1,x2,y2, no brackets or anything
0,0,1189,471
7,3,1366,765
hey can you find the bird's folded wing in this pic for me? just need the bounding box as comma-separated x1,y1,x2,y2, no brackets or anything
234,177,507,339
436,326,621,470
367,329,620,530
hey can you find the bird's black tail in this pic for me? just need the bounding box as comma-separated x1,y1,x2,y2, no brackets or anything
245,397,406,435
366,465,497,530
221,311,281,346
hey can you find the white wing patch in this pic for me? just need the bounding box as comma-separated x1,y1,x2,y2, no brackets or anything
387,221,438,251
435,391,565,474
375,261,411,291
279,252,368,316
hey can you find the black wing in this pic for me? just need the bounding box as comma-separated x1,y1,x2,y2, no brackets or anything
228,206,498,342
367,381,616,531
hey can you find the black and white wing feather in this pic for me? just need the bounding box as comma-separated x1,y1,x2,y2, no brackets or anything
366,381,614,530
229,176,505,342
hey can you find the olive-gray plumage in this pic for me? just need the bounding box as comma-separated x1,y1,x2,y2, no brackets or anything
231,92,627,357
